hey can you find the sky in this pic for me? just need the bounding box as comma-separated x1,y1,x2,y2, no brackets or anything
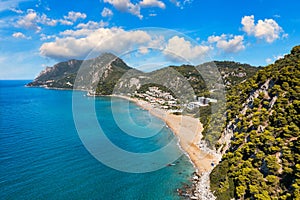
0,0,299,79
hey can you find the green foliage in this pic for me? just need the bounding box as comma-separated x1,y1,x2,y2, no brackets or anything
210,160,235,199
210,45,300,199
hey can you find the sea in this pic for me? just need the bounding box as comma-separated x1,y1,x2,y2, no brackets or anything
0,80,194,200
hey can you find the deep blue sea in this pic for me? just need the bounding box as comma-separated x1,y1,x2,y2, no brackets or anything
0,80,194,200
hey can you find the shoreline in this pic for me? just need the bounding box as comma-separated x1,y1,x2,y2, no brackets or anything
26,85,219,173
111,95,219,175
27,85,218,198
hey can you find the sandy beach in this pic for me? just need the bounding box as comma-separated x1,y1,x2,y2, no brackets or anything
114,95,219,175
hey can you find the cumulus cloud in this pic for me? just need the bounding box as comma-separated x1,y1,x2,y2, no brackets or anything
76,20,108,30
58,21,109,38
38,13,57,26
40,28,153,60
39,25,209,64
59,29,94,37
164,36,211,62
12,32,31,39
64,11,87,22
58,11,87,25
140,0,166,9
208,34,245,53
40,33,56,41
241,15,285,43
104,0,142,19
16,9,41,32
101,7,113,17
103,0,169,19
59,19,73,25
16,9,57,32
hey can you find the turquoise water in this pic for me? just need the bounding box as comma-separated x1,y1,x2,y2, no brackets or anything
0,80,194,199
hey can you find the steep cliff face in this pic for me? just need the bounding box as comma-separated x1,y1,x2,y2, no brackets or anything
210,46,300,199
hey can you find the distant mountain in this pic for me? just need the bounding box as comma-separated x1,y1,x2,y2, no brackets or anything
27,53,134,95
210,46,300,199
27,54,259,97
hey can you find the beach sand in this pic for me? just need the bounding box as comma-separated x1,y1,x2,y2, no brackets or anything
114,95,218,175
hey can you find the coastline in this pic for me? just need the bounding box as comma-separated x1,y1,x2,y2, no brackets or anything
112,95,219,199
111,95,219,174
27,85,218,198
27,86,219,172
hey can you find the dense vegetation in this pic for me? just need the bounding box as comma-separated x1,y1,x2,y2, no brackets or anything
210,46,300,200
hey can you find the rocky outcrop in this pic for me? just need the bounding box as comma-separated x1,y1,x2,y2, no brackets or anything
178,172,216,200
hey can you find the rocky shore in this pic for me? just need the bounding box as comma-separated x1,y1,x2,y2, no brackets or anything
177,171,216,200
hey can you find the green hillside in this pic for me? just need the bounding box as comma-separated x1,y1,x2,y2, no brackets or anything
210,46,300,199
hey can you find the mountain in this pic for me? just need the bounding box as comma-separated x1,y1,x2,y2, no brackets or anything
27,53,134,95
209,46,300,199
27,54,259,98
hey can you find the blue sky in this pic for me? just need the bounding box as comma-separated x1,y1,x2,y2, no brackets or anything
0,0,299,79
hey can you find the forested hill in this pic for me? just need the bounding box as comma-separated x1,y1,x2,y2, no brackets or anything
27,53,259,97
210,46,300,199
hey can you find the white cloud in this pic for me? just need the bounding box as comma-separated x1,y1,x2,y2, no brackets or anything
265,54,285,64
40,28,153,60
17,10,87,29
282,33,288,39
138,47,149,54
40,33,56,41
59,11,87,25
103,0,183,18
169,0,193,9
16,9,41,32
76,20,108,30
265,58,272,64
10,7,24,14
64,11,87,22
39,26,209,64
164,36,211,62
148,35,165,49
274,54,284,60
104,0,142,19
59,19,73,25
0,0,30,12
16,9,58,32
208,34,245,53
241,16,255,35
140,0,166,9
59,29,94,37
38,13,57,26
101,7,113,17
12,32,31,39
241,15,285,43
